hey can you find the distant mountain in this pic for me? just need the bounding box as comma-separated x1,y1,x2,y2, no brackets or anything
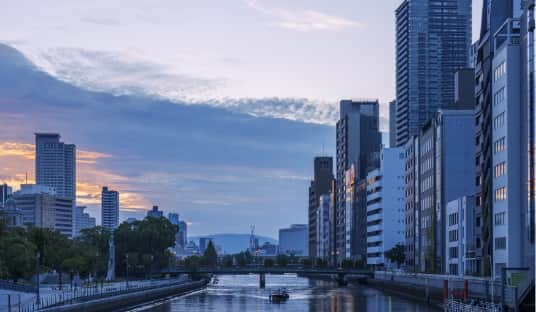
189,233,278,254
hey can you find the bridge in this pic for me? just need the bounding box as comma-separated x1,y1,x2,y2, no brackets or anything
164,266,373,287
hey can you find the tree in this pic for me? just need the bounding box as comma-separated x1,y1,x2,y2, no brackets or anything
384,244,405,269
203,241,218,267
301,258,312,267
0,233,36,281
341,259,353,269
315,258,327,268
264,258,274,267
276,254,288,267
223,255,233,267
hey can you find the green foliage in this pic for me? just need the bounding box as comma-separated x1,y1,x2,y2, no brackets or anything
276,254,288,267
354,259,364,269
184,255,201,273
203,241,218,267
315,258,327,268
114,217,177,277
384,244,405,268
341,259,353,269
0,232,36,280
300,258,312,267
236,252,248,267
263,258,274,267
223,255,233,267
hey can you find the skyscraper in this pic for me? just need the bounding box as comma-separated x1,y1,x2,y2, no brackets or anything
389,100,397,147
101,186,119,230
474,0,515,276
147,205,163,218
335,100,381,263
35,133,76,200
394,0,472,147
308,156,334,258
0,183,12,207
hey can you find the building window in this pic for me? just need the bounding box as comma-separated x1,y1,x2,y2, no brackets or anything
449,213,459,226
493,87,505,106
449,247,458,259
495,187,507,201
449,264,458,275
495,237,507,250
494,61,506,81
494,112,505,129
449,230,458,242
494,162,506,178
494,137,506,154
476,217,481,227
494,212,506,226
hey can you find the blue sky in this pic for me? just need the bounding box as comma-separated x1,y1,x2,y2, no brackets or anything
0,1,483,238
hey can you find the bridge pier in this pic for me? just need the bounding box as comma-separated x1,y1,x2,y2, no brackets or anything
337,273,347,286
259,273,266,288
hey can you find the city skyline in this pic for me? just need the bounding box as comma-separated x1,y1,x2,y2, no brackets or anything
0,1,482,238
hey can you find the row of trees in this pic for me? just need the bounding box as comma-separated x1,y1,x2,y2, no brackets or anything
179,244,405,271
0,216,178,284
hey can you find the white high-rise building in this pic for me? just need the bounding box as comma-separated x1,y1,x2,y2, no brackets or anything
366,147,405,268
315,194,330,260
35,133,76,200
101,186,119,230
445,196,476,276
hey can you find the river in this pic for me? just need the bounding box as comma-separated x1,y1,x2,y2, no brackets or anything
130,274,439,312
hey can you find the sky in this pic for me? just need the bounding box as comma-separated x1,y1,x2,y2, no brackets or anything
0,1,483,238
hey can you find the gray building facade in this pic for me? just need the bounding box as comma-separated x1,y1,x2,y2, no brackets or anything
335,100,381,263
308,156,334,258
101,186,119,230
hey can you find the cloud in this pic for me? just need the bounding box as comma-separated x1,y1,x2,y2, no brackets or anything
244,0,360,32
31,47,225,101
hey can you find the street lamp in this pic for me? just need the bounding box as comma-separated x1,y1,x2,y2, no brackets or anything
35,251,40,305
125,254,129,288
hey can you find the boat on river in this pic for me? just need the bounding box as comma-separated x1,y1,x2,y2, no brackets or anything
269,288,289,302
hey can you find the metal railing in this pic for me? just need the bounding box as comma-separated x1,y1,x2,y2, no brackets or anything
6,277,189,312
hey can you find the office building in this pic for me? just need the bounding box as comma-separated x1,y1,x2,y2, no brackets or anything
13,184,74,237
168,213,179,225
308,156,334,258
73,206,96,237
278,224,308,256
404,135,420,271
101,186,119,230
389,100,396,147
335,99,381,263
445,196,477,276
35,133,76,200
473,0,516,277
0,183,12,207
394,0,472,146
178,221,188,248
0,197,23,228
491,16,535,278
199,237,213,254
147,205,163,218
315,194,331,260
404,110,475,273
520,0,536,278
366,147,405,268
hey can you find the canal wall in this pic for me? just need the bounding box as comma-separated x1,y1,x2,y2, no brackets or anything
370,271,519,309
38,279,209,312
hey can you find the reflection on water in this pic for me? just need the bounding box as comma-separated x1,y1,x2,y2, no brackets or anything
130,274,438,312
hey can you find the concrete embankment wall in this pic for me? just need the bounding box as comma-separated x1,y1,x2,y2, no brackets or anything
40,279,208,312
371,271,517,308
